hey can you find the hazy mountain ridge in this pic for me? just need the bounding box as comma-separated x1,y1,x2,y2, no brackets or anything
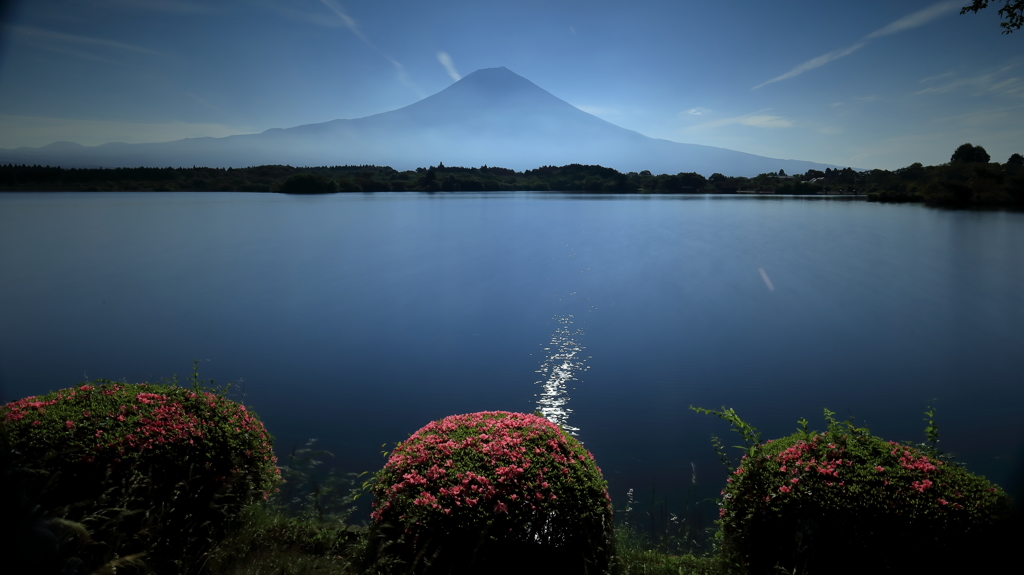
0,67,848,176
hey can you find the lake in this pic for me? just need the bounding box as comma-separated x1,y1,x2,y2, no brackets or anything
2,192,1023,537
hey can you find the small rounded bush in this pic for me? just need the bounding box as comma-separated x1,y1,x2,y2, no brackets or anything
1,380,280,573
370,411,613,575
718,421,1011,574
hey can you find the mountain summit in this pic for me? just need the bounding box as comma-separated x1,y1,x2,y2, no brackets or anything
0,67,842,176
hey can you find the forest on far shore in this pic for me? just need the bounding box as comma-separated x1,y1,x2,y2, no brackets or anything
2,144,1021,206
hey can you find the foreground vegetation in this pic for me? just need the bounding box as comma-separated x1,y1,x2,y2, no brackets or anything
2,369,1018,574
1,143,1021,206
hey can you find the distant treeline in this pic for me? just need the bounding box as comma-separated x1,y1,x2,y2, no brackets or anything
1,143,1021,206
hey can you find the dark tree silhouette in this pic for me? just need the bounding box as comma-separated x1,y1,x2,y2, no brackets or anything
1007,152,1024,165
951,143,991,164
278,173,339,194
961,1,1024,34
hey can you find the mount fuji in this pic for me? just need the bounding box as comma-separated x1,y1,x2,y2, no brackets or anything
0,67,844,176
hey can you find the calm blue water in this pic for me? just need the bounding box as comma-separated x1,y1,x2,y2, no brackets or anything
2,192,1023,531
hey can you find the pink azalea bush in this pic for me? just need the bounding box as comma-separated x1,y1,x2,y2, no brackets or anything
711,410,1011,574
1,380,280,573
370,411,613,574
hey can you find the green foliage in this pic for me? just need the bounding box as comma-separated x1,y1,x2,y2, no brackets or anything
3,151,1020,205
611,524,724,575
951,142,992,164
689,406,760,463
923,405,940,449
370,411,614,574
275,438,365,524
698,408,1012,574
205,503,366,575
961,1,1024,34
279,173,340,194
1,378,281,573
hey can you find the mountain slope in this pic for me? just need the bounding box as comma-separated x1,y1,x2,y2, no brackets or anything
0,67,846,176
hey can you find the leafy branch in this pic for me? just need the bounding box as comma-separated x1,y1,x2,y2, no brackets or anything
690,406,761,466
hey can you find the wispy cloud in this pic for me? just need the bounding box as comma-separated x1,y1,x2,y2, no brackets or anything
10,24,171,59
754,43,865,90
865,1,960,39
437,52,461,81
687,109,794,130
754,1,960,89
685,107,711,116
318,0,369,43
916,66,1024,98
928,103,1024,126
284,0,424,97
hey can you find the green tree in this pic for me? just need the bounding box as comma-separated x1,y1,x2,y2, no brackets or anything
677,171,707,190
278,173,339,194
951,143,991,164
961,1,1024,34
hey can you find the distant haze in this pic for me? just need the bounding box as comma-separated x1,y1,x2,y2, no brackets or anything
0,67,844,177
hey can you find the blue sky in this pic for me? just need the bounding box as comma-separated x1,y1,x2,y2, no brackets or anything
0,0,1021,170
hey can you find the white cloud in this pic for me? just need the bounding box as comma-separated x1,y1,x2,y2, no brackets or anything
864,1,960,39
0,115,256,148
687,112,794,131
754,43,865,89
437,52,461,81
754,2,959,89
685,107,711,116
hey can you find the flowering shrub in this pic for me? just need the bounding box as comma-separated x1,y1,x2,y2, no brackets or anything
370,411,613,574
700,408,1011,574
1,380,280,573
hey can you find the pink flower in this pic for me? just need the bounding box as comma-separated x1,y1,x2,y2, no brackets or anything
65,420,74,429
876,466,884,472
779,486,791,493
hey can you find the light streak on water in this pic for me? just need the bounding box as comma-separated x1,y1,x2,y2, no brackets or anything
533,314,589,436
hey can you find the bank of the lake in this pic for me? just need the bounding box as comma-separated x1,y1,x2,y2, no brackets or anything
2,159,1021,206
2,191,1022,548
